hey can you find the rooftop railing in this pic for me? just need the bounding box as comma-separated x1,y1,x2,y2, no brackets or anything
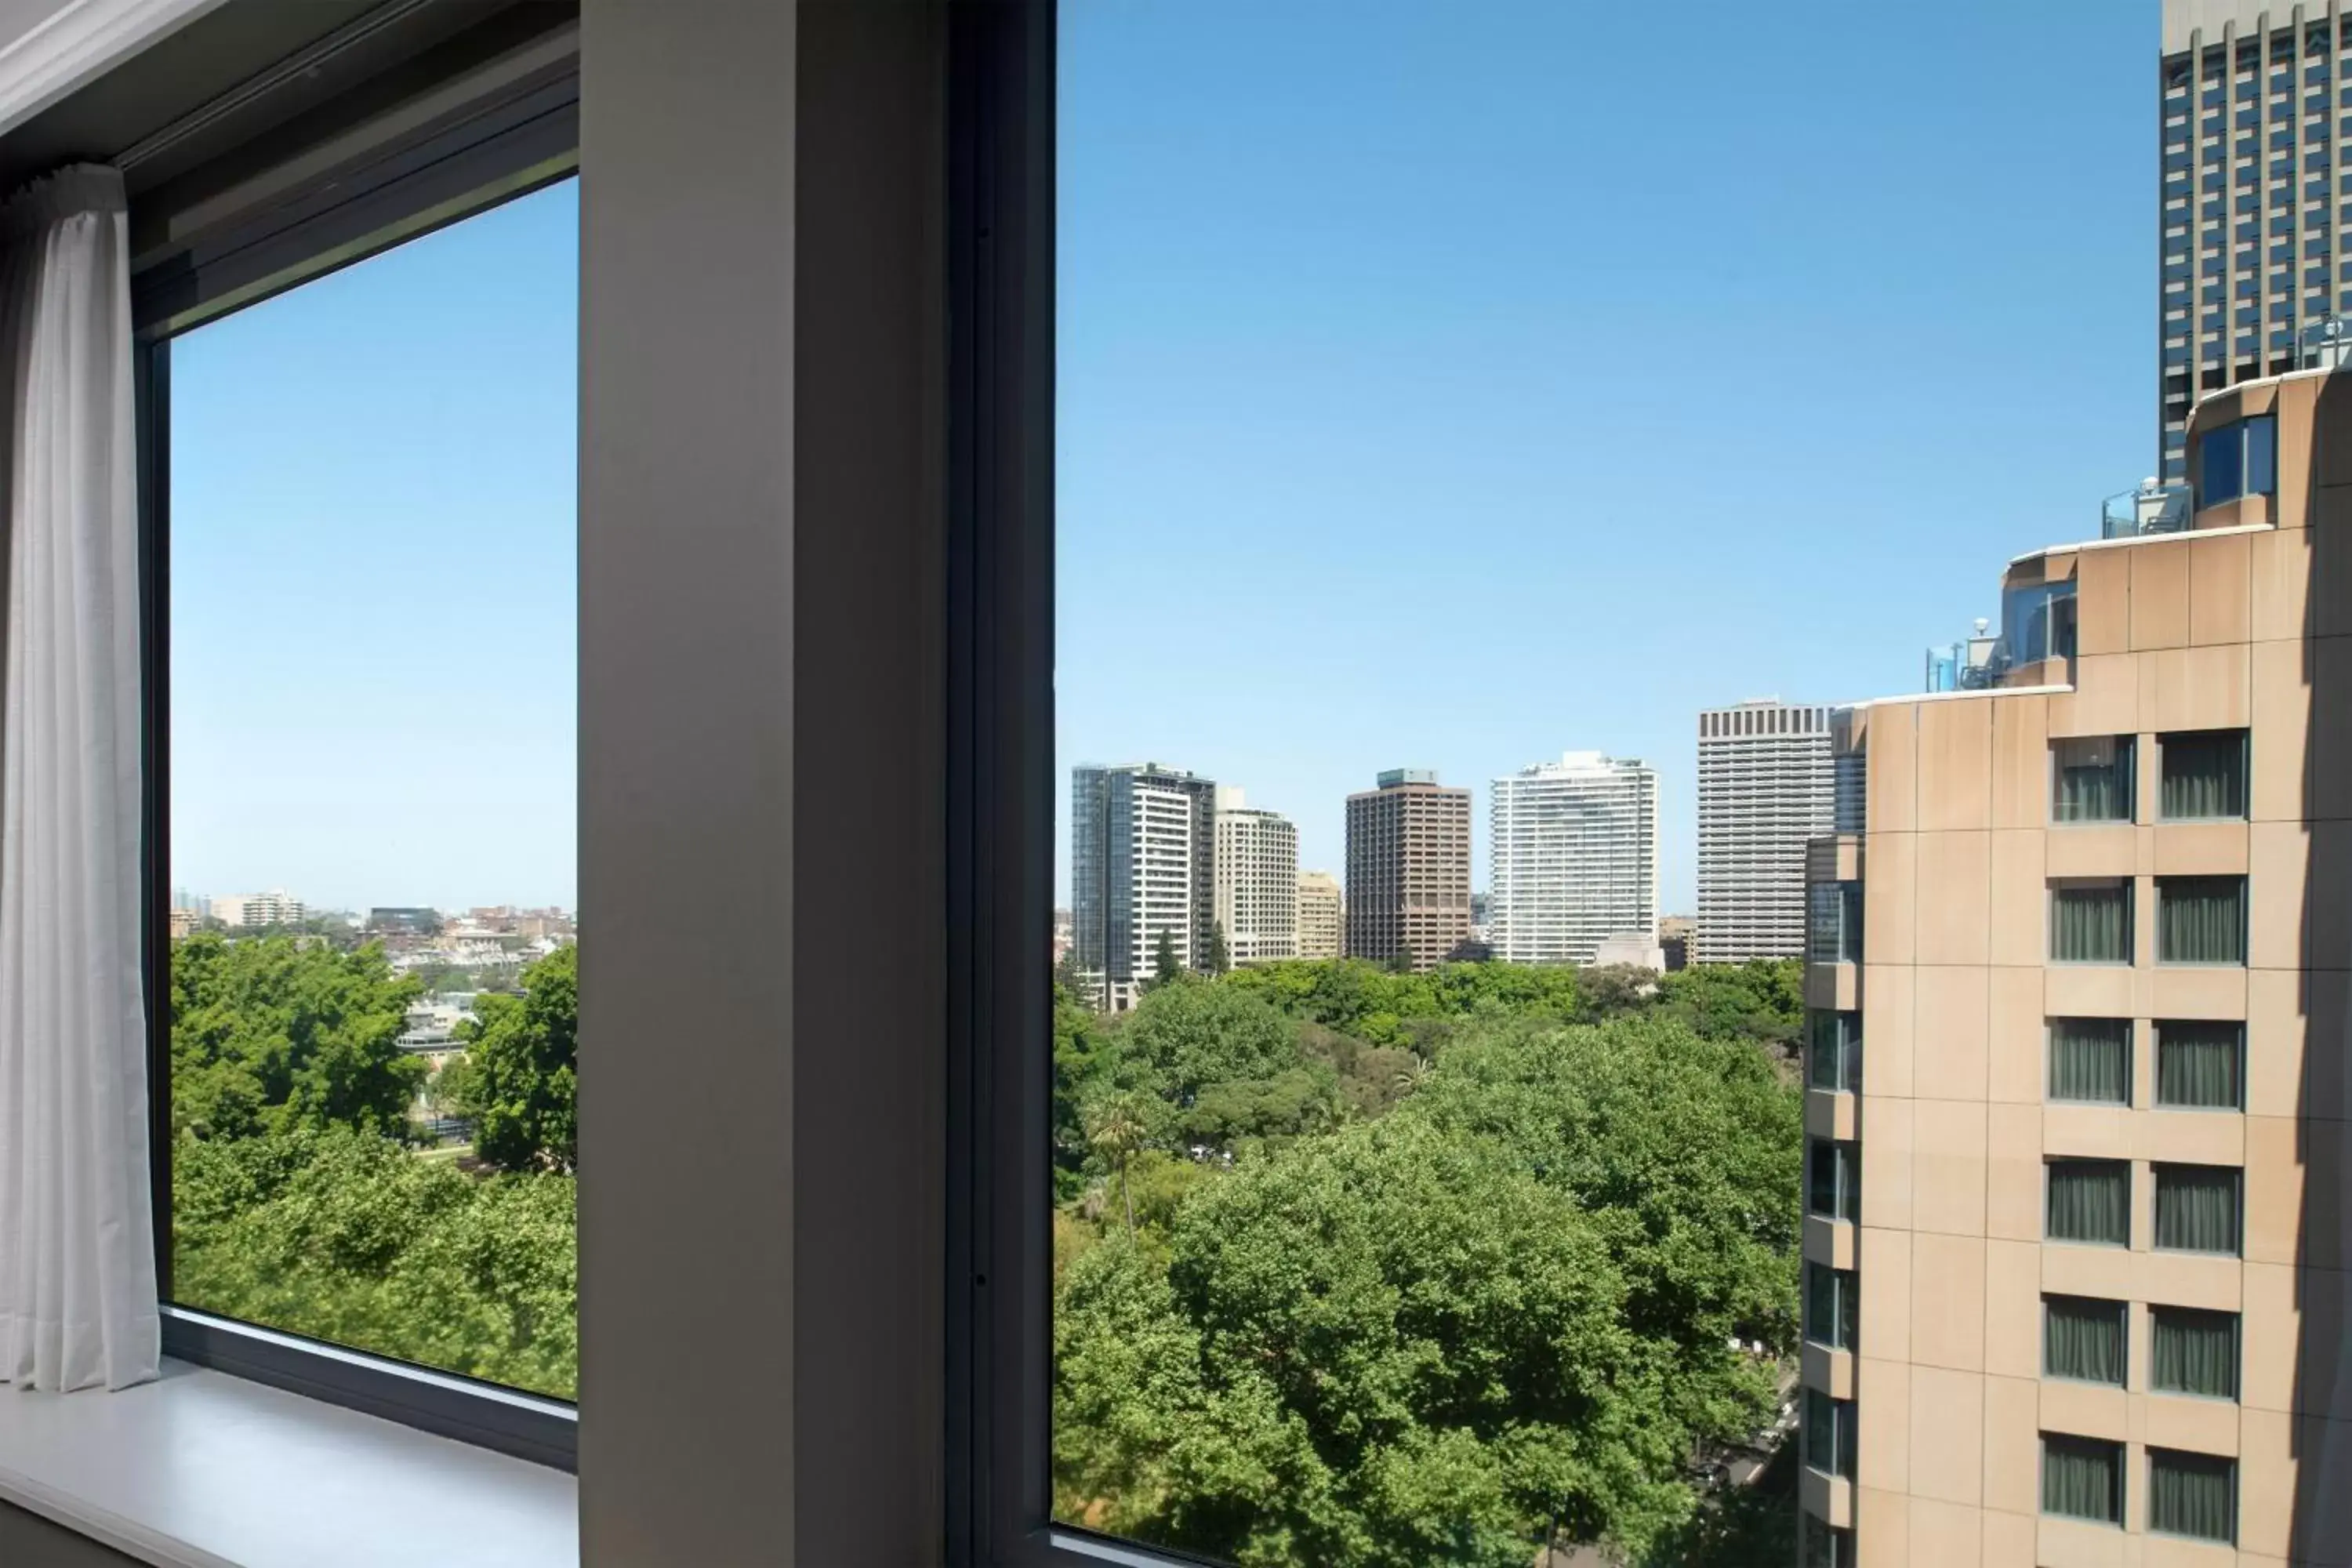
2100,481,2193,539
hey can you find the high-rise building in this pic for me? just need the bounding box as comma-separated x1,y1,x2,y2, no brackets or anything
1070,762,1217,1008
1295,870,1343,959
1798,366,2348,1562
1694,699,1834,964
1487,752,1657,967
1344,768,1470,971
2157,1,2352,480
1212,786,1298,966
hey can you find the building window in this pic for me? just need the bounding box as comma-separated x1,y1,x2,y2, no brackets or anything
2157,876,2248,964
2158,729,2249,818
1804,1388,1857,1479
2051,880,2133,964
2047,1159,2130,1246
2149,1450,2237,1543
1808,1011,1862,1093
2155,1164,2243,1254
2042,1433,2125,1526
2156,1020,2245,1109
2049,1018,2131,1105
2152,1308,2241,1399
1809,1138,1860,1223
1808,880,1862,964
2196,412,2278,507
2043,1296,2127,1385
1804,1261,1858,1352
1800,1519,1854,1568
2052,736,2135,822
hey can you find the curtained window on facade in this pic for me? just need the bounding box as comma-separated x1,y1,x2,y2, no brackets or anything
1805,1262,1858,1351
2051,880,2132,964
2048,1018,2132,1104
1809,1011,1862,1093
1804,1388,1856,1479
2156,1020,2243,1109
2042,1433,2124,1524
2047,1160,2130,1245
2158,729,2247,820
2053,736,2136,822
2157,876,2246,964
2148,1449,2235,1543
1809,1139,1860,1222
2154,1163,2242,1254
2151,1308,2239,1399
2043,1295,2127,1385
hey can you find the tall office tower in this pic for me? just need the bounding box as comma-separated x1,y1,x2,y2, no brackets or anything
1212,786,1298,966
1295,869,1343,960
1069,762,1218,1009
1487,752,1658,967
1344,768,1471,971
1694,699,1835,963
1796,368,2346,1563
2158,1,2352,480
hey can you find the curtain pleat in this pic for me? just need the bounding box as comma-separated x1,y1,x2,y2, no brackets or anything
2053,884,2131,963
2156,1165,2241,1254
2160,731,2246,819
2158,1022,2242,1109
2049,1018,2131,1103
2047,1160,2129,1244
2054,737,2133,822
0,166,159,1393
2042,1436,2122,1523
2158,877,2246,964
2045,1297,2127,1385
2152,1308,2239,1398
2149,1450,2234,1541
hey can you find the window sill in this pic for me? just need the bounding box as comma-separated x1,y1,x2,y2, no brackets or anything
0,1359,575,1568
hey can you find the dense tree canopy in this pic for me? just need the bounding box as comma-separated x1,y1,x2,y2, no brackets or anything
454,944,579,1171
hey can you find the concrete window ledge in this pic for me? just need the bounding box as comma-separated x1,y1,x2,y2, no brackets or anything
0,1361,575,1568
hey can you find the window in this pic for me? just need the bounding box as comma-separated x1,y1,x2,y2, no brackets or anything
2159,729,2249,818
2152,1308,2241,1399
2157,1020,2245,1109
1809,1139,1860,1222
2042,1434,2125,1525
2051,880,2133,964
2149,1450,2237,1543
1809,1010,1862,1092
159,181,580,1428
1804,1388,1857,1479
1809,880,1863,963
2047,1160,2130,1245
2156,1163,2244,1254
1805,1261,1859,1352
2196,412,2278,507
2043,1296,2127,1385
2158,876,2248,964
2049,1018,2131,1105
1801,1519,1854,1568
2052,736,2135,822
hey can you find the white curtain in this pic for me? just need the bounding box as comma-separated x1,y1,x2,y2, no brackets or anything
0,165,158,1392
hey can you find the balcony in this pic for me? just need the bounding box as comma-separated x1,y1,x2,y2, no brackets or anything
2100,478,2194,539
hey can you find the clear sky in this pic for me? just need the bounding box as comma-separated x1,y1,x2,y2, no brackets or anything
1056,0,2154,911
171,180,577,914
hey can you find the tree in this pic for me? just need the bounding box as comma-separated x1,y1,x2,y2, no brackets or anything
454,944,579,1171
1112,980,1298,1112
1204,920,1231,977
1054,975,1115,1200
1383,946,1416,975
1054,947,1095,1007
1149,930,1182,990
1086,1094,1151,1234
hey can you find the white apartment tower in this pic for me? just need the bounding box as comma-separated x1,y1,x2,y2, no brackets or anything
1070,763,1218,1008
1694,699,1835,963
1211,787,1298,966
1488,752,1657,966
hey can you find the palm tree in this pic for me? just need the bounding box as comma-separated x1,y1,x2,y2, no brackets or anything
1086,1095,1149,1234
1392,1054,1438,1096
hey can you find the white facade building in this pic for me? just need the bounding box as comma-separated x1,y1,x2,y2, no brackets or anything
209,889,305,928
1694,699,1835,963
1212,787,1298,966
1488,752,1657,967
1070,762,1218,1009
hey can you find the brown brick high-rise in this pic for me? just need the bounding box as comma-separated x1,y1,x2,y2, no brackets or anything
1344,769,1471,972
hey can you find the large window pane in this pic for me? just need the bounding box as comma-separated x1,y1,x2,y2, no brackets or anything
2159,729,2249,818
2152,1308,2241,1399
2149,1450,2236,1542
2052,881,2134,963
2158,876,2248,964
2053,736,2135,822
2043,1434,2125,1524
2157,1020,2245,1109
1809,881,1864,963
2049,1018,2132,1104
1809,1010,1863,1092
2155,1163,2244,1254
2047,1160,2131,1245
1805,1388,1856,1479
2044,1296,2128,1385
1810,1139,1860,1222
1806,1261,1858,1352
168,184,579,1399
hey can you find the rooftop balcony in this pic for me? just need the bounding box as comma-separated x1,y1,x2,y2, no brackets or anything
2100,478,2193,539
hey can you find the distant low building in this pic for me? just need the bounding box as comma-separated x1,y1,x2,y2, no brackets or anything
1658,915,1695,971
212,889,304,928
368,906,442,937
1591,932,1664,973
166,906,198,941
1295,870,1342,959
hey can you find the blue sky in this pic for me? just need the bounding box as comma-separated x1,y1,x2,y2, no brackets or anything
1056,0,2156,910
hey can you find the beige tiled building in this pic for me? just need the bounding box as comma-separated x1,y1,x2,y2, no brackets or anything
1296,869,1342,960
1799,368,2351,1565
